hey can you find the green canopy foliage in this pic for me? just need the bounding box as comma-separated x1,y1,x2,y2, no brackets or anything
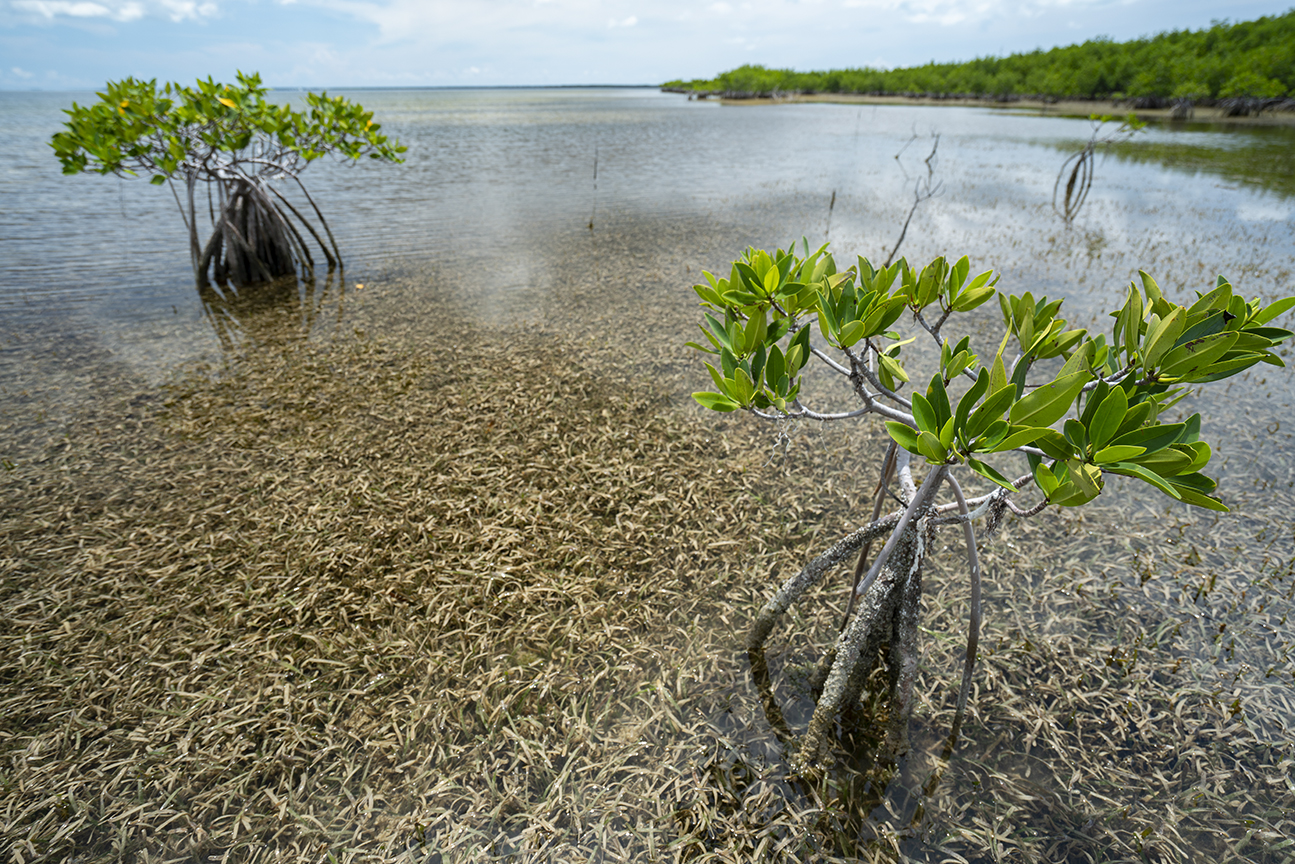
689,243,1295,512
50,72,405,287
664,11,1295,101
51,72,405,181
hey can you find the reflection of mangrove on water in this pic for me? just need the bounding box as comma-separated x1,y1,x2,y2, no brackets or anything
1049,124,1295,201
197,270,343,353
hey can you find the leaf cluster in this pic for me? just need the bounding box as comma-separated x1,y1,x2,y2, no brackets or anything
689,243,1294,514
50,72,406,184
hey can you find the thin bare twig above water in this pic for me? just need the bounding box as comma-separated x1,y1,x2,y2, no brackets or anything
588,146,599,231
885,133,942,266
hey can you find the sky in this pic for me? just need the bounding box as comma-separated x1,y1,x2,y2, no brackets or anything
1,0,1291,90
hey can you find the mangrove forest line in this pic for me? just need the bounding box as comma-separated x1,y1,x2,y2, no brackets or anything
663,10,1295,107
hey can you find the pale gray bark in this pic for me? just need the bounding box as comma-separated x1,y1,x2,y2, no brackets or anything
789,464,947,772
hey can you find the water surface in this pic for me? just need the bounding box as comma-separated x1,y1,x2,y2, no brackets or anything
2,87,1294,860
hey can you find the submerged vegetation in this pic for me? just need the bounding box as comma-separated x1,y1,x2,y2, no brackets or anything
665,10,1295,107
3,293,1294,861
5,81,1295,863
50,72,405,288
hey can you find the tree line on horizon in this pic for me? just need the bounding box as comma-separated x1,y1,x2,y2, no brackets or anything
663,10,1294,104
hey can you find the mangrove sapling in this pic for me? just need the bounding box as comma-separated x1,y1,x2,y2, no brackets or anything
1053,113,1144,226
50,72,405,288
688,243,1295,773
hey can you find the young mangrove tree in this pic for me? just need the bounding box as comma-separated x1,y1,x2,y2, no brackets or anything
51,72,405,288
688,243,1294,771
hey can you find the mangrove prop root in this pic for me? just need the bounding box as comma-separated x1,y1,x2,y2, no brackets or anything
947,472,983,744
748,641,797,747
884,519,933,760
746,513,900,656
793,523,920,774
842,441,899,631
190,176,338,288
1054,144,1095,226
836,588,896,714
758,463,949,773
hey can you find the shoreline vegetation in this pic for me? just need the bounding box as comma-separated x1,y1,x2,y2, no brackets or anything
663,11,1295,125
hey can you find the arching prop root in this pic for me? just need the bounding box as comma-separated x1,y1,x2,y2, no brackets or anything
1051,114,1145,226
1052,143,1095,226
194,177,339,289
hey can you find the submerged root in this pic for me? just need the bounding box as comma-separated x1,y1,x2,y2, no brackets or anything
790,524,920,774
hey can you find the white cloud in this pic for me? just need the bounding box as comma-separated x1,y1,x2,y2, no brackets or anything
160,0,218,20
14,1,120,18
10,0,215,21
839,0,1107,24
607,14,635,26
11,66,34,77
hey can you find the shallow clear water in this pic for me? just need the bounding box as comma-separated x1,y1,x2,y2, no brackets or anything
4,82,1293,693
4,90,1293,391
3,87,1294,859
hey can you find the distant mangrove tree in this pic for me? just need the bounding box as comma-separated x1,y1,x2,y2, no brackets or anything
52,72,405,288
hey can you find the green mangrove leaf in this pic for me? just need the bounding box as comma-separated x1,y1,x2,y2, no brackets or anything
966,386,1017,439
878,352,909,385
927,374,952,427
1158,331,1239,379
885,421,921,455
1105,462,1182,499
1129,446,1194,476
1139,270,1163,306
1093,444,1145,463
967,456,1018,491
1010,371,1090,429
988,426,1048,453
1255,297,1295,325
917,431,948,464
693,392,740,412
1028,453,1060,496
765,345,786,390
939,416,957,450
1110,422,1186,455
1089,386,1129,449
1172,485,1229,512
1033,429,1073,461
911,391,938,435
954,368,991,435
1142,306,1185,372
